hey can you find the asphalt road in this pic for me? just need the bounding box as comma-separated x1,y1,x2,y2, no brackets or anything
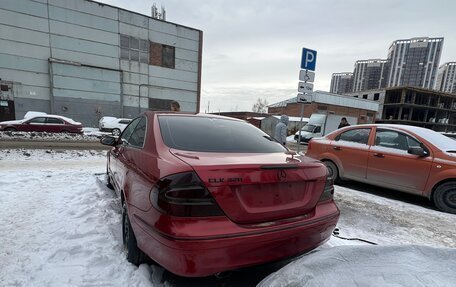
0,139,109,150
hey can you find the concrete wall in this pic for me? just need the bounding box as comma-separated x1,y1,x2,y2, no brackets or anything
0,0,202,126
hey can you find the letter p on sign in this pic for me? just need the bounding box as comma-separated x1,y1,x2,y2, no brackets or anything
301,48,317,71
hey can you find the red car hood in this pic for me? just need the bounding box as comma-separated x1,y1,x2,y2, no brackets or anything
169,149,327,224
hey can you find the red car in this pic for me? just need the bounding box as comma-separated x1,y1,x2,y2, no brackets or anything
306,124,456,214
0,114,83,134
101,112,339,277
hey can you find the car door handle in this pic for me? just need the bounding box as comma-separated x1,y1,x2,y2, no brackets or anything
373,153,384,158
332,146,341,151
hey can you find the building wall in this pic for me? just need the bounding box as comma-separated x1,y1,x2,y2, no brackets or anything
386,37,443,89
0,0,201,126
343,89,386,119
378,87,456,132
268,103,376,124
352,59,387,92
330,72,353,94
436,62,456,94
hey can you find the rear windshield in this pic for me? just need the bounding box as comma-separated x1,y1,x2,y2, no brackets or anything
159,116,287,153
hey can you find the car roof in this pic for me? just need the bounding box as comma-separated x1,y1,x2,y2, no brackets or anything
29,114,80,124
142,111,245,122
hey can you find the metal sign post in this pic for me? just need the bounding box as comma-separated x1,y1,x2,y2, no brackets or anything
296,48,317,154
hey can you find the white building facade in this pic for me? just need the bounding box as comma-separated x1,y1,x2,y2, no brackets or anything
352,59,388,92
330,72,353,94
0,0,202,125
436,62,456,94
386,37,443,89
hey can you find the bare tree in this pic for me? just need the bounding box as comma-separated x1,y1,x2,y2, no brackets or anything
252,98,269,113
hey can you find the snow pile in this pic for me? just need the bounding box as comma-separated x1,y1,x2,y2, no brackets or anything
0,153,154,286
258,245,456,286
1,150,455,286
0,130,104,142
0,149,107,161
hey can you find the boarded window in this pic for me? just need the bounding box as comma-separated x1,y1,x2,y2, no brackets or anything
149,98,174,111
162,45,175,69
120,34,148,63
149,42,175,69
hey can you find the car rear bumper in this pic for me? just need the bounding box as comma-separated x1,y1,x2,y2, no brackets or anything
133,201,339,277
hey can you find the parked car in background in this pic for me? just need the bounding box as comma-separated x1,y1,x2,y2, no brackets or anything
99,116,131,135
24,111,48,119
0,114,83,134
101,112,339,277
295,114,358,144
306,124,456,214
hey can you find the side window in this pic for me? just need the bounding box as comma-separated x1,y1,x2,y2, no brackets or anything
28,117,46,124
314,126,321,133
407,136,421,149
375,129,419,151
336,128,371,145
46,118,64,124
128,118,147,147
120,118,141,145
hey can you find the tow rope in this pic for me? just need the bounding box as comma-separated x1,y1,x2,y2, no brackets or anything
332,228,378,245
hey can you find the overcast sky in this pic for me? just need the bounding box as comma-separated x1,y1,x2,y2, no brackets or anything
100,0,456,112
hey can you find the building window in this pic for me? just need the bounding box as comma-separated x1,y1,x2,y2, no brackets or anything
363,94,368,99
374,93,380,101
120,34,149,64
150,42,175,69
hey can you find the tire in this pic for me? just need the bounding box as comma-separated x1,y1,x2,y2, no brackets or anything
324,160,341,184
122,202,147,265
112,128,121,136
60,130,70,134
433,182,456,214
4,127,17,132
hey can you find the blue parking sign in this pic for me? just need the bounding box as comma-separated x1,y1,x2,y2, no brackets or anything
301,48,317,71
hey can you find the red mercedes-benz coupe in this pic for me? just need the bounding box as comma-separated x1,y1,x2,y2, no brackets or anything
101,112,339,277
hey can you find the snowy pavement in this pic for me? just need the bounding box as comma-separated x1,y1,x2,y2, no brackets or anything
1,150,455,286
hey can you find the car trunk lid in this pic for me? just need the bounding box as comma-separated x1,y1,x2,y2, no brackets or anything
170,150,327,224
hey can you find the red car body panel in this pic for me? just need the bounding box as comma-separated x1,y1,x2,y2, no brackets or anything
107,112,339,277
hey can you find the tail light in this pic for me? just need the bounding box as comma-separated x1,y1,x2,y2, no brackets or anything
150,172,224,217
318,173,334,202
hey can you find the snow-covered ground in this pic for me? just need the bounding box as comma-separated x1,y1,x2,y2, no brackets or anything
1,149,455,286
0,128,111,142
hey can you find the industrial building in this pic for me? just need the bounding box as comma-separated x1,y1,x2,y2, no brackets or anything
0,0,202,125
268,90,379,124
344,89,385,119
330,72,353,94
436,62,456,94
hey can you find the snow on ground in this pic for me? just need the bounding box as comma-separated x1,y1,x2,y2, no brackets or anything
1,149,455,286
0,150,154,287
0,128,112,142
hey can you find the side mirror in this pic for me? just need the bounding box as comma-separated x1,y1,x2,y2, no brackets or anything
100,136,117,146
408,146,428,157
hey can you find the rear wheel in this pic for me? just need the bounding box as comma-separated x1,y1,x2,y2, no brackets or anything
324,161,340,184
433,182,456,214
4,127,16,132
112,128,121,136
60,130,70,134
122,202,147,265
